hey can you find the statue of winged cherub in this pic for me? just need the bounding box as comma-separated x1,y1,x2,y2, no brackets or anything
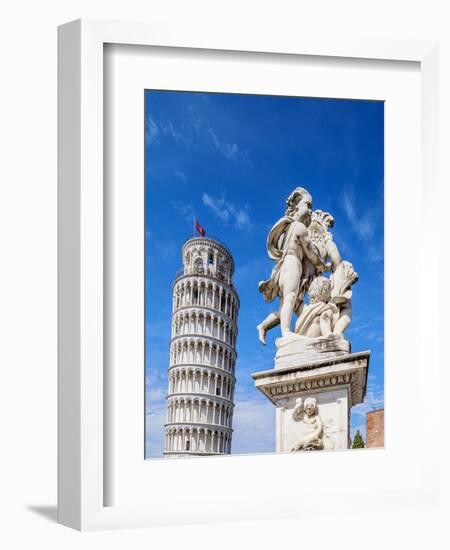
257,187,358,345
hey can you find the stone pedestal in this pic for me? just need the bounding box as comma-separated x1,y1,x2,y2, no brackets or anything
274,333,351,369
252,351,370,452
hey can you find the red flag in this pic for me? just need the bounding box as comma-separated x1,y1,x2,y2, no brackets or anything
195,219,206,237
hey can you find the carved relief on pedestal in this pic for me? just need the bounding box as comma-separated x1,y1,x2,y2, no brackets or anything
290,397,324,451
288,396,339,452
271,380,357,453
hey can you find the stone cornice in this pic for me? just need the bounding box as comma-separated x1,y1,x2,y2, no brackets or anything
164,421,233,432
170,334,237,355
252,351,370,407
168,364,236,381
172,305,238,327
167,392,235,407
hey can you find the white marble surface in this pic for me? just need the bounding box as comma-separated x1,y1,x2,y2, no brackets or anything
274,332,350,368
257,188,358,348
252,351,369,452
276,388,349,452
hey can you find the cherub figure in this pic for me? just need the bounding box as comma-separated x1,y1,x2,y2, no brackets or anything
293,261,359,337
329,260,359,335
308,210,341,272
291,397,324,452
257,188,324,343
294,276,337,337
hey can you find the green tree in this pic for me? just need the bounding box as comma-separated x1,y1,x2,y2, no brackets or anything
352,430,365,449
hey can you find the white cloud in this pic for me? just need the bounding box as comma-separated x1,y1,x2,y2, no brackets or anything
346,320,384,339
232,394,275,454
145,376,168,458
207,127,221,150
207,128,243,162
163,121,192,146
189,115,251,165
346,318,384,345
365,330,384,343
202,193,252,231
171,201,196,224
223,143,239,160
235,209,251,230
147,99,253,168
351,389,384,418
202,193,230,223
146,407,167,458
367,244,383,263
146,116,160,144
341,188,356,222
147,386,167,406
147,111,251,167
340,186,384,268
175,170,188,182
146,115,192,148
341,187,375,240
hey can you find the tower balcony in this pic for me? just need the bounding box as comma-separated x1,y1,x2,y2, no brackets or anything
173,266,236,289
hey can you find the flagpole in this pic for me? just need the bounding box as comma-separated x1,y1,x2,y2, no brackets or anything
193,215,195,237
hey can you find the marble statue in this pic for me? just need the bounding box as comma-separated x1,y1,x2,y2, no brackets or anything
257,188,358,349
291,397,324,451
252,189,370,452
294,276,338,337
294,265,358,337
308,210,341,271
257,188,324,343
328,260,359,334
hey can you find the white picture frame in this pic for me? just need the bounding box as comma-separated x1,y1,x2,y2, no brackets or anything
58,18,440,531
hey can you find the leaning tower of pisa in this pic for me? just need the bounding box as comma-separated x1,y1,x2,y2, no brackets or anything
164,236,239,457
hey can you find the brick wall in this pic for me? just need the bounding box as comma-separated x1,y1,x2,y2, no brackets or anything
366,409,384,448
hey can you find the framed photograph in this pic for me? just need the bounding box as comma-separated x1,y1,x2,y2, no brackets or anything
144,90,382,460
58,19,440,530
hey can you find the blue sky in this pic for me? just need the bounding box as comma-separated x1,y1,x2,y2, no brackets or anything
145,90,384,458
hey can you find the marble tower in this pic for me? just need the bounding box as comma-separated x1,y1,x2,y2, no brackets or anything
164,236,239,456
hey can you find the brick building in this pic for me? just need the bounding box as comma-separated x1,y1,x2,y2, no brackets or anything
366,409,384,448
